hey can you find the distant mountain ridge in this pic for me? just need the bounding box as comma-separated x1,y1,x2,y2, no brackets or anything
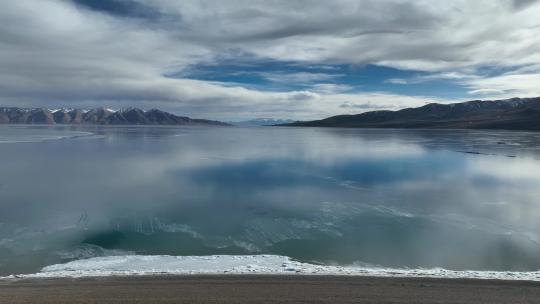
281,97,540,131
229,118,295,126
0,107,228,126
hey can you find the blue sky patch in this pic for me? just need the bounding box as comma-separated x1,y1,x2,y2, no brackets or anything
71,0,162,19
173,58,472,100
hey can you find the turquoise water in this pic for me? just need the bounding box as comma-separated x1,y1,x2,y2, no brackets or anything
1,125,540,275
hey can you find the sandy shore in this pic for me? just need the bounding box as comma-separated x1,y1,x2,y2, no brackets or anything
2,275,540,304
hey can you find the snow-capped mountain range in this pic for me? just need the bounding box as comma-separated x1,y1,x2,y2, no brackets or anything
0,107,228,126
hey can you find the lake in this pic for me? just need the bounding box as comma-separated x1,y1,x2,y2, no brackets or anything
1,125,540,277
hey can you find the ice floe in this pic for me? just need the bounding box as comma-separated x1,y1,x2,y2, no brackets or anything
4,255,540,281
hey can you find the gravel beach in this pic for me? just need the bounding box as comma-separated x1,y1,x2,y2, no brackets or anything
2,275,540,304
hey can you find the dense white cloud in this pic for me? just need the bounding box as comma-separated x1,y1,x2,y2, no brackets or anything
466,73,540,98
0,0,539,119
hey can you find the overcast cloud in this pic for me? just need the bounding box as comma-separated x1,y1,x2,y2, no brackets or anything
0,0,539,120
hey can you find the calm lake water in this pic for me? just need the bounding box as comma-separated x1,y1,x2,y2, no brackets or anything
1,125,540,276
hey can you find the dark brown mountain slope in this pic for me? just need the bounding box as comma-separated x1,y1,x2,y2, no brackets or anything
282,97,540,131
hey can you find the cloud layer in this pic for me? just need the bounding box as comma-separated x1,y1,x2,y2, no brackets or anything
1,0,539,119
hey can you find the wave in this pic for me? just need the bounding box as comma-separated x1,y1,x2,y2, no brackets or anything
3,255,540,281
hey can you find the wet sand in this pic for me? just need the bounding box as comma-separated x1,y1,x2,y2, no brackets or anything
2,275,540,304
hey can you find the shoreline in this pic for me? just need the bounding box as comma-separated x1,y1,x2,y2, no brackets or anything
2,274,540,303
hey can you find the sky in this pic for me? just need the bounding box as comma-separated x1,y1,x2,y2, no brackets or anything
1,0,540,120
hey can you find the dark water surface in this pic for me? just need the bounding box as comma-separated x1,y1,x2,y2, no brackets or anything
1,125,540,275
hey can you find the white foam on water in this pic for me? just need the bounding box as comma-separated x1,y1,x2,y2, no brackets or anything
3,255,540,281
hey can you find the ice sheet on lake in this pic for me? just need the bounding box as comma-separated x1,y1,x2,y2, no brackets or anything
0,129,95,144
4,255,540,281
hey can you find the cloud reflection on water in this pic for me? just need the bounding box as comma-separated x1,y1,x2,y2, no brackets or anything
0,126,540,275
